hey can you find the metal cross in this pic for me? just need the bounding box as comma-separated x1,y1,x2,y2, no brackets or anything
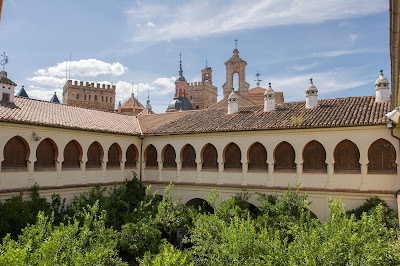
0,52,8,71
234,39,238,49
179,52,182,62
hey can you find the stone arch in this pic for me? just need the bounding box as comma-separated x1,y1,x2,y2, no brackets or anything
63,140,82,169
368,138,397,173
247,142,268,170
181,144,196,169
334,139,360,172
302,140,327,172
145,144,157,167
126,144,138,168
87,141,104,168
2,136,30,169
35,138,58,169
223,142,242,169
201,143,218,169
274,141,296,171
107,143,122,168
162,144,177,168
186,198,214,214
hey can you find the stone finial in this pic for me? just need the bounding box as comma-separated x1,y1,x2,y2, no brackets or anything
264,83,275,112
228,88,239,114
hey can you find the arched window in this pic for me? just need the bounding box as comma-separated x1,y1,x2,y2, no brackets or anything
106,96,108,102
334,140,360,172
107,143,121,168
76,93,79,100
89,95,91,101
182,144,196,168
35,138,57,169
224,143,242,169
163,144,177,168
248,142,268,170
102,96,104,102
274,141,296,171
2,136,29,169
87,142,103,168
202,144,218,169
186,198,214,214
84,94,87,100
63,140,82,169
145,145,157,167
303,140,327,172
126,144,137,168
368,139,397,173
94,95,98,102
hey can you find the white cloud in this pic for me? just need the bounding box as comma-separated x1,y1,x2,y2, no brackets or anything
25,85,63,102
36,59,127,77
27,76,66,87
306,49,374,58
288,61,320,72
126,0,387,42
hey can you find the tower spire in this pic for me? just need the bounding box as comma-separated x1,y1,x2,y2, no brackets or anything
179,52,183,77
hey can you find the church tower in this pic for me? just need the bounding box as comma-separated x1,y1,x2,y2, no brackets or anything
222,48,250,99
187,62,218,110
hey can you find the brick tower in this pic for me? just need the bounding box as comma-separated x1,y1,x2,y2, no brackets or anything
187,66,218,109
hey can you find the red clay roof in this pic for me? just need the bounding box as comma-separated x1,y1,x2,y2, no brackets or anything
248,87,266,95
138,96,391,135
0,97,141,135
209,94,256,109
120,94,145,110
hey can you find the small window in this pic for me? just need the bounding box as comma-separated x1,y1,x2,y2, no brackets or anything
76,93,79,100
94,95,97,101
84,94,87,100
110,97,112,103
89,95,91,101
102,96,104,102
2,93,10,101
106,97,108,102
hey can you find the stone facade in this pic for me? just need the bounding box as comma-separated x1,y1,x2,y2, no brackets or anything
187,67,218,109
222,49,250,99
63,80,116,112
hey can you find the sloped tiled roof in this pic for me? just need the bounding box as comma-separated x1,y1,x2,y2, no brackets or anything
0,97,141,135
209,94,256,109
49,92,60,103
120,94,145,110
139,96,391,135
248,86,266,94
16,87,29,98
0,72,17,86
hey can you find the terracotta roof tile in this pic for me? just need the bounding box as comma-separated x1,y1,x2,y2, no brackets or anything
139,96,391,135
209,94,256,109
120,95,145,110
0,97,141,135
248,86,266,94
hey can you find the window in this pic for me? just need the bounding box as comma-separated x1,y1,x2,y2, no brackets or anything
110,97,113,103
182,144,196,168
102,96,104,102
2,136,29,169
84,94,87,100
368,139,397,173
87,142,103,168
274,141,296,171
106,97,108,102
76,93,79,100
107,143,121,168
145,145,157,167
224,143,242,169
94,95,98,102
89,95,91,101
163,144,177,168
334,140,360,172
303,140,327,172
202,144,218,169
2,93,10,101
126,144,137,167
35,138,57,169
248,142,268,170
63,140,81,169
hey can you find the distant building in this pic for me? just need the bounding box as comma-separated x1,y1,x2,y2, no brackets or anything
117,93,145,116
187,66,218,110
63,80,116,112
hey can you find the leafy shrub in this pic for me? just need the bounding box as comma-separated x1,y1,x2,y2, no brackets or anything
140,240,194,266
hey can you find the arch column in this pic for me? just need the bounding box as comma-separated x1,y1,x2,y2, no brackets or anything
295,149,303,187
217,148,224,184
157,157,163,181
241,161,248,186
359,156,369,191
195,158,202,184
176,160,182,182
27,150,36,187
56,160,63,186
325,147,335,189
120,159,126,182
267,157,274,186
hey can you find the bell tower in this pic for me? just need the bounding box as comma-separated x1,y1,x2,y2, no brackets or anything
222,48,250,99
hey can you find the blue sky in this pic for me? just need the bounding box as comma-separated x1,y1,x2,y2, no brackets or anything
0,0,389,113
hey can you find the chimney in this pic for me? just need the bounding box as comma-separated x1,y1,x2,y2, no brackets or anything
305,78,318,109
228,88,239,114
375,70,390,102
264,83,275,112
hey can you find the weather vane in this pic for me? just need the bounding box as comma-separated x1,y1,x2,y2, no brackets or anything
234,39,238,49
254,71,262,86
1,52,8,71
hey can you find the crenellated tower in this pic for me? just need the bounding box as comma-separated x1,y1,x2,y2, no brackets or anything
187,64,218,110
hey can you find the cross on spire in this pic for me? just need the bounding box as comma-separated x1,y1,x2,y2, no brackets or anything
234,39,238,49
0,52,8,71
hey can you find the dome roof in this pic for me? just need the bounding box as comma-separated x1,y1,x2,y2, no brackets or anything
167,97,193,111
176,75,186,82
264,83,274,95
306,79,318,93
375,71,389,86
228,89,238,99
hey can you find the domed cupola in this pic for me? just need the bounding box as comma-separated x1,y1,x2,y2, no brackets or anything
228,88,239,114
264,83,275,112
166,53,193,112
375,70,390,102
305,78,318,108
